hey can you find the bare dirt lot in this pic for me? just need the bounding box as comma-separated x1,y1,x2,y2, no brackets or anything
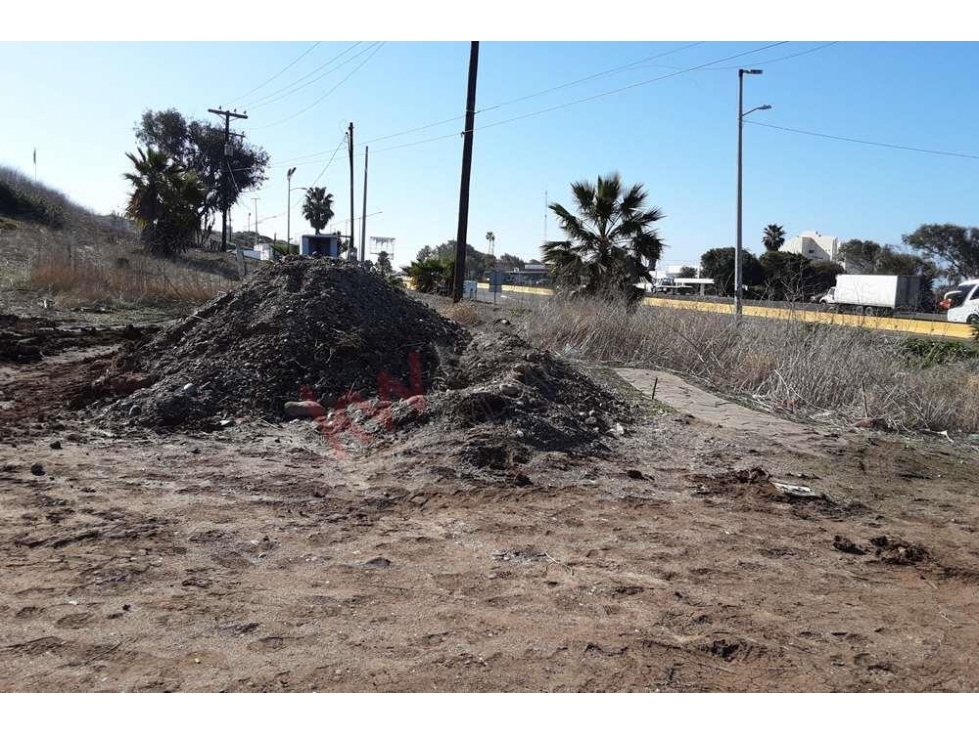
2,296,979,692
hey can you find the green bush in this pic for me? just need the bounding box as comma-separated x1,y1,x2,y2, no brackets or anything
407,258,454,295
898,337,979,368
0,178,66,228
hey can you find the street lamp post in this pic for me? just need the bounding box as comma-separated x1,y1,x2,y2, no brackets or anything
736,68,770,322
286,167,297,253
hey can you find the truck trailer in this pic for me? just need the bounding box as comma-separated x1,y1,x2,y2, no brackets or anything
818,274,921,316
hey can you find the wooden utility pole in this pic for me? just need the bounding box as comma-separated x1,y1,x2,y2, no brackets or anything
361,146,369,263
207,108,248,254
347,122,356,260
453,42,480,302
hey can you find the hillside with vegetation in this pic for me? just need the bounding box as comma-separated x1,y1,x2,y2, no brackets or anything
0,164,238,322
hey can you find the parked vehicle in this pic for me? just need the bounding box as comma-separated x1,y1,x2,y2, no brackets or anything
943,279,979,324
817,274,920,316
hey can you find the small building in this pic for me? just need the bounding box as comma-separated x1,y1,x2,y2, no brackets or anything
300,234,342,257
506,262,550,286
780,231,840,262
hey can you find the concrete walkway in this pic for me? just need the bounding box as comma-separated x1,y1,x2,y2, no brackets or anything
616,367,843,457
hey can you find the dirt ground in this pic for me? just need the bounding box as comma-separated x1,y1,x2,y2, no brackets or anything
2,301,979,692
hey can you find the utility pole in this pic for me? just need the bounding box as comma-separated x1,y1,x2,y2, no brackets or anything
208,108,248,254
361,146,369,263
347,122,356,261
253,197,260,251
735,69,768,322
452,41,480,303
286,167,297,251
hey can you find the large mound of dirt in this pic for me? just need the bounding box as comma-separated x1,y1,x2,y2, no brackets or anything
96,258,626,460
108,258,465,426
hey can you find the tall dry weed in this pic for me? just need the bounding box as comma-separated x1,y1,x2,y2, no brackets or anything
520,298,979,433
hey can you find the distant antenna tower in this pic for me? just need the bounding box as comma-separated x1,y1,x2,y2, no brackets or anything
485,231,495,256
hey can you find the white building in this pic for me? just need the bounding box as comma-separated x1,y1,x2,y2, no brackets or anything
780,231,840,262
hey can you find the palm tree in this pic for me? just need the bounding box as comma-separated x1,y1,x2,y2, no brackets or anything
543,173,665,297
124,147,203,255
123,147,177,228
762,223,786,252
302,187,335,235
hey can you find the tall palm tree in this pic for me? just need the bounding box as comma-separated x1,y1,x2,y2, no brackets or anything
762,223,786,252
302,187,335,235
543,173,665,297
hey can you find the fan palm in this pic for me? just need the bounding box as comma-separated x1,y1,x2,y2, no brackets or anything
543,173,665,297
302,187,335,235
123,147,178,226
762,223,786,252
124,147,204,255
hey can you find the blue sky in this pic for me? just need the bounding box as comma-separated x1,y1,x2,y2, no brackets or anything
1,41,976,268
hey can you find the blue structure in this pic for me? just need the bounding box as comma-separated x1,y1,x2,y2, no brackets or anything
300,234,341,257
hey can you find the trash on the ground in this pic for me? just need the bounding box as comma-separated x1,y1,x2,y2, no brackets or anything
772,482,817,498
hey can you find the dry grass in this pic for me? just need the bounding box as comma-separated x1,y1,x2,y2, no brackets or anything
520,298,979,433
441,302,483,326
4,220,235,313
27,251,231,310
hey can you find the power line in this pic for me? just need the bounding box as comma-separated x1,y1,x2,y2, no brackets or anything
746,120,979,160
361,42,707,147
705,41,839,70
250,43,386,130
245,42,363,108
478,41,707,115
249,42,375,110
227,41,322,105
235,41,791,173
311,135,347,186
364,41,790,155
250,42,708,164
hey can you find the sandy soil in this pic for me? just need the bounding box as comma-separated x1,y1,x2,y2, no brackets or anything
2,320,979,692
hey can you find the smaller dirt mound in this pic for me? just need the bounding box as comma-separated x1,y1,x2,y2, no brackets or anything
437,331,625,460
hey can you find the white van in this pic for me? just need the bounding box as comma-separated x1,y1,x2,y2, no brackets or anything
945,279,979,324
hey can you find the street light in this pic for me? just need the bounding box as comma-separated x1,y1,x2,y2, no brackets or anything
735,68,771,321
286,167,297,250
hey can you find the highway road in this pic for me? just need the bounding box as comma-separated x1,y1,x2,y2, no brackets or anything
471,283,973,340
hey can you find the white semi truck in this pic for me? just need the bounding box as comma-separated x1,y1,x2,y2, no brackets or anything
817,274,921,316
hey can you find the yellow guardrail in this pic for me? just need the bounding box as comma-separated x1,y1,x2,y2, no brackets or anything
476,282,554,296
642,297,974,340
465,281,973,340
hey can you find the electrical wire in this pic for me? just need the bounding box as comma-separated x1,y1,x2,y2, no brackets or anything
247,42,707,164
746,120,979,160
250,43,386,130
227,41,322,106
248,42,377,111
244,42,363,108
363,41,790,155
310,135,348,186
241,41,785,171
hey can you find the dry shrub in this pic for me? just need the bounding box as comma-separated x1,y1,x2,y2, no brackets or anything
28,249,231,311
520,298,979,433
442,302,482,326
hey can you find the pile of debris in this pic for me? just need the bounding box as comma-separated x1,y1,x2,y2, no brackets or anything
96,257,625,460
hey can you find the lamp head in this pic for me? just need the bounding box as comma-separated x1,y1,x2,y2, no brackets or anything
287,167,297,178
